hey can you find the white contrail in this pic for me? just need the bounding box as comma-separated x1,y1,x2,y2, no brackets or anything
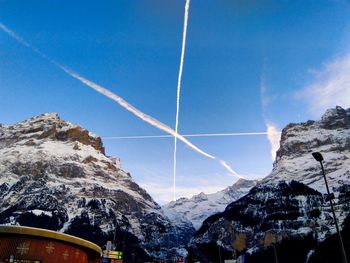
102,131,281,139
219,160,240,178
59,66,215,159
0,22,49,60
173,0,190,201
181,132,280,137
0,21,244,178
0,23,32,48
57,70,244,179
104,135,172,139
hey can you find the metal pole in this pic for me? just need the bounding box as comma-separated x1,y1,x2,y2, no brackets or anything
320,161,348,263
218,245,222,263
112,220,117,249
273,245,279,263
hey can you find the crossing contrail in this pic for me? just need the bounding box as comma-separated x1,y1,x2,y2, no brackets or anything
59,66,216,159
0,21,244,179
173,0,190,201
102,131,280,139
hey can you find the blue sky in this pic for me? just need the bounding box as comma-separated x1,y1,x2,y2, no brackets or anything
1,0,350,204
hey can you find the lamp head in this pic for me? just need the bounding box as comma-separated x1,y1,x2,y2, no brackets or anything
312,152,324,162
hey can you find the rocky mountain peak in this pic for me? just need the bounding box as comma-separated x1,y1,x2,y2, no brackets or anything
186,106,350,262
0,113,193,260
163,179,258,230
188,180,342,262
227,178,256,190
320,105,350,129
193,192,208,202
0,112,104,154
273,106,350,175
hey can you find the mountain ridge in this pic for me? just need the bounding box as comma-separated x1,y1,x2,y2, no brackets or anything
163,178,258,229
0,112,194,260
188,106,350,262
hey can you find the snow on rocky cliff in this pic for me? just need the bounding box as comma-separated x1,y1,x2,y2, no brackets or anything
263,106,350,193
0,113,193,260
163,179,257,230
188,106,350,262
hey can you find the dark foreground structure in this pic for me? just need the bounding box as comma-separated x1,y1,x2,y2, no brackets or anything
0,225,101,263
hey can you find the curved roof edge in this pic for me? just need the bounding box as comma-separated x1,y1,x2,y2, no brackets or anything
0,225,101,255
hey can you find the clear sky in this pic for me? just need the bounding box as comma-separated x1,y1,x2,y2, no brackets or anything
1,0,350,204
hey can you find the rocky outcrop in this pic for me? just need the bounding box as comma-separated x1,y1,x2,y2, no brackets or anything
0,113,105,153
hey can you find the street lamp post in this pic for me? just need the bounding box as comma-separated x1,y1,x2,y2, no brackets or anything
312,152,348,263
113,218,117,249
272,244,279,263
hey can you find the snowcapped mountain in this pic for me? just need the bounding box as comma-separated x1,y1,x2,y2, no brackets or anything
189,106,350,262
163,179,257,229
263,106,350,192
0,113,193,260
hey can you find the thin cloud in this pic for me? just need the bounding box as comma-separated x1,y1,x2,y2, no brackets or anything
0,23,31,49
260,76,269,111
266,123,281,161
297,51,350,114
260,71,281,161
259,62,278,114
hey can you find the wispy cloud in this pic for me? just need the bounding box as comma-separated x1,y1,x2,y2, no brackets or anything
260,71,281,161
260,76,269,111
297,51,350,114
266,123,280,161
259,63,278,115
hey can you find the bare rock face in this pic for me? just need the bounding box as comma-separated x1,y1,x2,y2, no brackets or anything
320,106,350,130
55,126,104,154
0,113,191,261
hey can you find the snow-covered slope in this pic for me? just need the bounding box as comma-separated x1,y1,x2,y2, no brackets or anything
163,179,257,229
188,106,350,262
0,113,193,260
263,106,350,193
